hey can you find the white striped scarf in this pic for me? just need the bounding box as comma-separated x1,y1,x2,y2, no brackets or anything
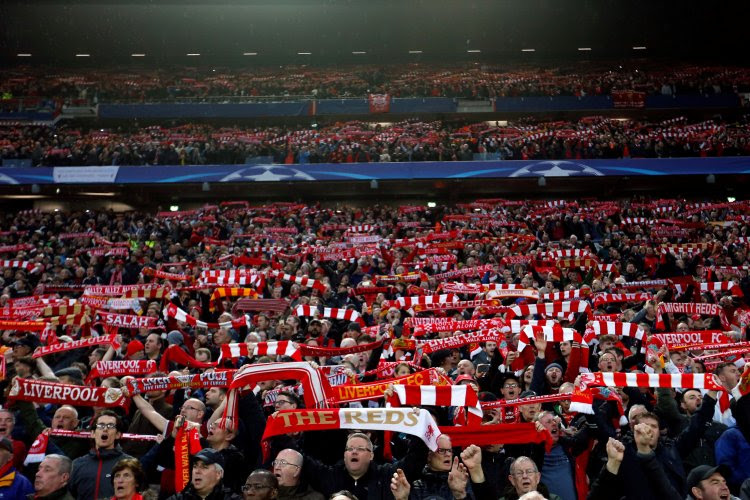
218,341,301,362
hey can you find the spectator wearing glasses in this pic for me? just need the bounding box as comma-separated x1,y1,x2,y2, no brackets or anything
501,456,560,500
411,438,492,500
242,469,278,500
267,392,303,462
301,431,427,500
272,449,323,500
123,393,207,498
70,411,134,500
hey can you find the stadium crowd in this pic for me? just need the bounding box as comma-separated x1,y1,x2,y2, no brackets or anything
2,116,750,167
0,198,746,499
2,63,750,103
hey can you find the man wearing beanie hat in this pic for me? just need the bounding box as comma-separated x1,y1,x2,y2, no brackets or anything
124,339,145,360
544,362,565,393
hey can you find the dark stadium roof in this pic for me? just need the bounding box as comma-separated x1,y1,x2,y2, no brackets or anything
2,0,749,66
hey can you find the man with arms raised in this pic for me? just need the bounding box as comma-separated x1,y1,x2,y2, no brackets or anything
301,432,426,499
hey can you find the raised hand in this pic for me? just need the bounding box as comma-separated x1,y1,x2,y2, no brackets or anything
390,468,410,500
460,444,482,471
634,422,655,454
447,456,469,499
605,437,625,474
533,335,547,357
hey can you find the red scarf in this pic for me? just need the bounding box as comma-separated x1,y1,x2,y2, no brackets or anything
174,424,202,492
32,334,119,359
9,378,129,408
160,344,217,372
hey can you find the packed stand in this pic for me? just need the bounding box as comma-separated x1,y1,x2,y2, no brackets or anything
2,115,750,167
0,198,748,499
2,63,750,105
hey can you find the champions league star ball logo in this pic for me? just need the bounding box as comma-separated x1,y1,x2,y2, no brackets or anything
220,165,316,182
509,161,604,177
0,172,20,185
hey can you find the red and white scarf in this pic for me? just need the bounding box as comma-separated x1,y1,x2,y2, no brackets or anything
262,408,441,456
84,285,152,297
25,429,159,465
655,302,729,329
330,369,447,404
508,301,592,320
548,249,595,260
199,271,266,288
294,305,363,325
0,260,35,271
583,321,645,344
125,371,234,395
653,331,732,347
163,304,249,330
97,312,157,330
86,360,157,382
409,318,505,336
382,294,458,310
269,270,327,292
592,293,653,308
9,378,129,408
0,319,46,331
419,330,503,354
578,372,723,391
700,281,744,297
517,325,583,352
392,385,482,422
219,341,302,362
540,289,589,302
32,334,119,359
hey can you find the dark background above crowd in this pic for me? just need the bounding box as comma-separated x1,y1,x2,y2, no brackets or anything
2,0,749,65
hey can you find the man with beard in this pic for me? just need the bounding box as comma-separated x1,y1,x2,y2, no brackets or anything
529,336,565,396
656,387,727,470
70,411,133,500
